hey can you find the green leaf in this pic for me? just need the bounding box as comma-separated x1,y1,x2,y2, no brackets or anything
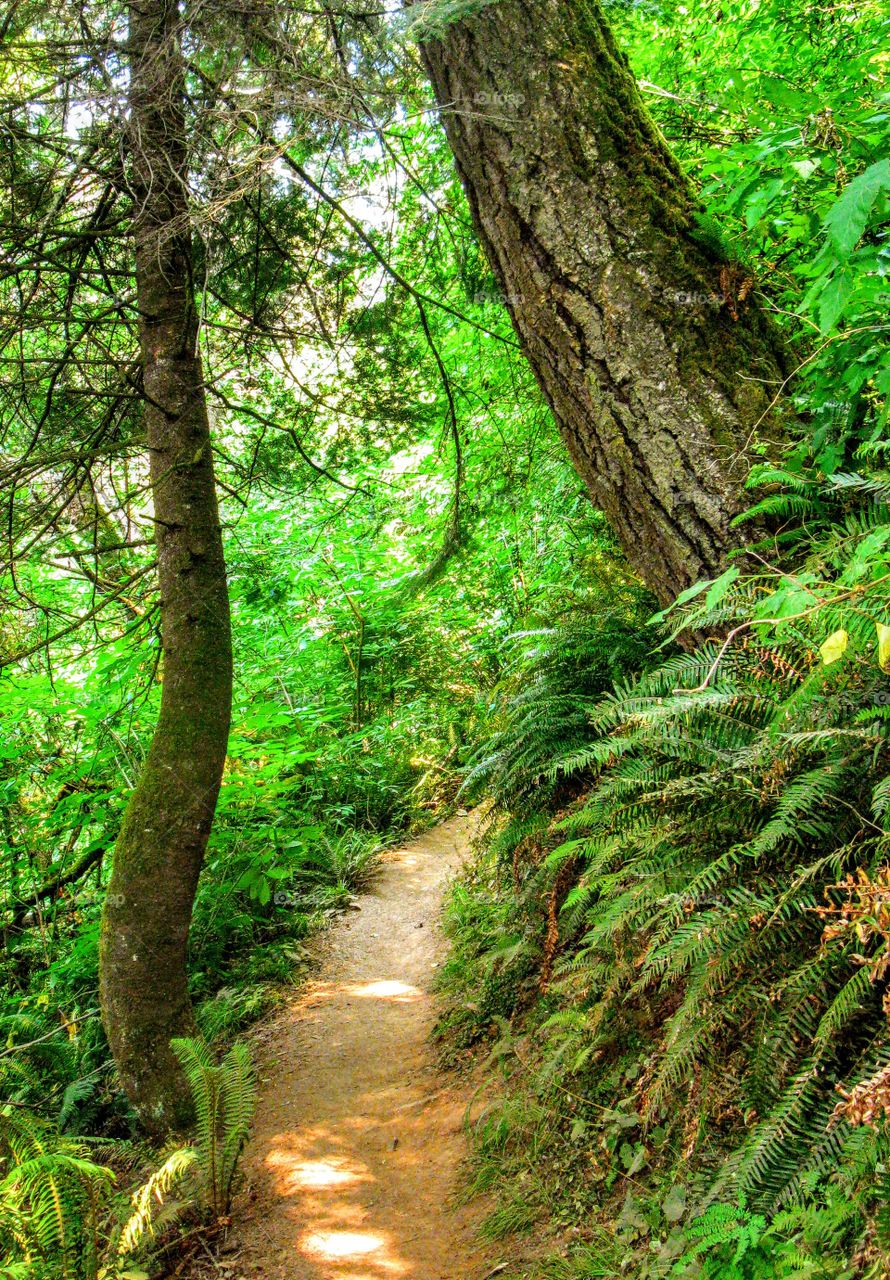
705,566,740,609
673,578,712,608
820,628,848,665
823,159,890,257
743,177,785,230
790,158,819,180
649,576,714,624
877,623,890,672
663,1184,687,1223
817,267,855,334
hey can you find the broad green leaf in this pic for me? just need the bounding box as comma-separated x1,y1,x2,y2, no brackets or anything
817,267,855,334
663,1184,687,1223
877,623,890,672
823,159,890,257
790,158,819,180
743,177,785,230
648,575,711,624
672,578,712,608
820,629,848,665
705,566,740,608
842,526,890,582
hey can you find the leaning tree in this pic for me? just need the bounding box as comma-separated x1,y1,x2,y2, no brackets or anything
416,0,796,603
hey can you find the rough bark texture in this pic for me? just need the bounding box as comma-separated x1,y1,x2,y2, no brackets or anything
99,0,233,1136
420,0,795,604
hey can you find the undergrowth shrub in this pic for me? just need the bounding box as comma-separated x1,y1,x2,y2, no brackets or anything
447,475,890,1276
0,1036,255,1280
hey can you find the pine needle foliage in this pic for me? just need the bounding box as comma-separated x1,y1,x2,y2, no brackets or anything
405,0,502,42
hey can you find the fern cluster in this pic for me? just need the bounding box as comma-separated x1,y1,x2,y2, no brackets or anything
0,1037,255,1279
0,1108,113,1280
547,637,889,1201
170,1038,255,1220
463,476,890,1269
464,581,656,814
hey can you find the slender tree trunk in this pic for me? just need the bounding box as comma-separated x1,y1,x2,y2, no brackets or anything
99,0,233,1135
419,0,796,604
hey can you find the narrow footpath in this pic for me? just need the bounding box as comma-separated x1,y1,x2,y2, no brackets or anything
204,812,492,1280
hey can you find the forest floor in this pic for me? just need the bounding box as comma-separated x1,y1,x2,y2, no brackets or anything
187,811,494,1280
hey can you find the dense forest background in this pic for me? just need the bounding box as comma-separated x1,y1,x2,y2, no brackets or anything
0,0,889,1276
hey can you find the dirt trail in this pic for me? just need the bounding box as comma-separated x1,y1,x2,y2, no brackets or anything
211,813,491,1280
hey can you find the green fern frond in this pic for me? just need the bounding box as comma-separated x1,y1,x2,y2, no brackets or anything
171,1037,256,1218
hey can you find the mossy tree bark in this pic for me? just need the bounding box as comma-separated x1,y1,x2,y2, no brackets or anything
419,0,796,604
98,0,233,1135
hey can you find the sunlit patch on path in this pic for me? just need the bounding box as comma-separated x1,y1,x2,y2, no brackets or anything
347,980,423,1001
193,813,491,1280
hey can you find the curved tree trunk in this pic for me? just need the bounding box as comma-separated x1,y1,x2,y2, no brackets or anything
419,0,796,604
99,0,233,1135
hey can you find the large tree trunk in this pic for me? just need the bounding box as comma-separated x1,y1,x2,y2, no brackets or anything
419,0,795,604
99,0,233,1135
